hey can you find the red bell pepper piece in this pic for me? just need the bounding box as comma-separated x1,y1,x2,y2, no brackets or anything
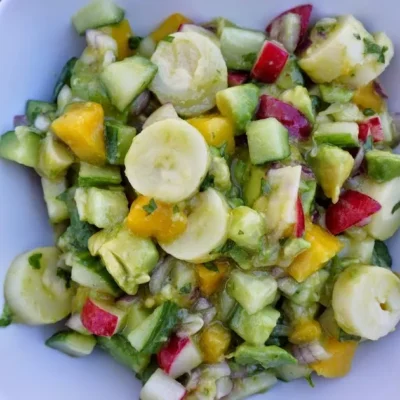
325,190,381,235
228,71,249,87
256,94,312,138
295,195,305,237
251,40,289,83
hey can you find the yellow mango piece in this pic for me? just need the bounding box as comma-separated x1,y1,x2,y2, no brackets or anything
287,222,343,282
352,82,385,113
289,320,322,345
311,337,358,378
51,102,106,165
150,13,192,43
196,261,230,296
101,19,135,60
187,115,235,155
199,322,231,363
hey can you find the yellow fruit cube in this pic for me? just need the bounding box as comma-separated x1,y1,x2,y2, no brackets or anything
196,261,230,296
51,102,106,165
101,19,135,60
289,320,322,345
150,13,192,43
287,222,343,282
199,322,231,363
311,337,358,378
187,115,235,155
352,82,385,113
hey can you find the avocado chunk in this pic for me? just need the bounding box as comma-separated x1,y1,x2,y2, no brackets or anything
366,150,400,182
230,305,280,345
243,166,265,207
313,122,359,147
227,270,278,315
246,118,290,164
280,86,314,122
232,343,297,369
97,334,150,373
308,144,354,203
319,84,354,104
89,225,159,295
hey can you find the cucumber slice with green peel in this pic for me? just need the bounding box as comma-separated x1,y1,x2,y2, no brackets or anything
246,118,290,164
203,17,237,38
142,103,179,130
41,178,69,223
37,134,74,180
365,150,400,182
320,103,364,123
65,313,91,335
300,179,317,215
227,372,277,400
125,119,210,203
72,0,125,35
357,176,400,240
104,121,136,165
319,84,354,104
78,162,122,187
70,252,121,296
227,270,278,315
160,188,230,263
230,306,280,345
339,235,375,264
220,27,266,71
46,331,96,357
243,166,265,207
275,363,313,382
121,301,151,337
75,187,129,229
280,86,314,122
313,122,359,147
97,335,150,373
0,129,41,168
53,57,78,102
127,301,179,354
150,32,228,117
100,56,158,112
216,84,259,133
26,100,56,124
276,56,304,90
4,247,74,325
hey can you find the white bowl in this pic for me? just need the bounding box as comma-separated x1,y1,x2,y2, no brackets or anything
0,0,399,399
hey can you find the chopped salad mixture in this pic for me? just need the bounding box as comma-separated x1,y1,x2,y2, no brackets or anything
1,0,400,399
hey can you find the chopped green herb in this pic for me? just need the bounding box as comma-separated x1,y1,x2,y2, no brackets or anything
56,268,72,289
227,197,244,208
238,230,244,235
316,26,326,34
363,38,387,63
204,262,219,272
392,201,400,214
128,36,143,50
378,46,388,63
339,329,361,342
162,35,175,43
0,304,13,327
363,108,376,116
353,33,361,40
305,374,315,388
200,174,214,191
372,240,392,269
213,239,235,254
173,205,180,214
143,198,158,215
262,178,271,195
242,52,257,65
179,283,192,294
28,253,42,270
219,142,228,159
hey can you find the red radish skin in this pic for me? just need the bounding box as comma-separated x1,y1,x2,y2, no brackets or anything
358,117,384,142
266,4,313,49
295,195,305,237
325,190,382,235
358,121,370,142
81,299,119,337
256,95,312,138
251,41,289,83
158,335,190,374
228,71,249,87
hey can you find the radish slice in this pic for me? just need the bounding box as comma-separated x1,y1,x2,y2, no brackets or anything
266,4,313,50
228,71,250,87
295,195,305,237
140,369,187,400
256,95,312,138
358,116,384,142
358,121,370,142
251,40,289,83
325,190,382,235
178,24,220,47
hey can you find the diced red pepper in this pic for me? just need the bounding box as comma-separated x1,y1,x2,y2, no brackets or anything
266,4,313,50
325,190,381,235
295,195,305,237
251,41,289,83
256,94,312,138
157,335,190,374
358,116,384,143
228,71,250,87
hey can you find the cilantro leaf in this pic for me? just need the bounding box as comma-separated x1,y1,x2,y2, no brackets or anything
173,205,180,214
0,304,13,327
353,33,361,40
363,108,376,116
162,35,175,43
143,198,158,215
242,52,257,65
238,230,244,235
128,36,143,50
200,174,214,191
392,201,400,214
28,253,42,270
179,283,192,294
372,240,392,269
56,268,72,289
363,38,388,63
204,262,219,272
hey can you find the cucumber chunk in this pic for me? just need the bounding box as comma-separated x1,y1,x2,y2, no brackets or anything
365,150,400,182
246,118,290,164
275,363,312,382
26,100,56,124
313,122,359,147
72,0,125,35
42,178,69,223
228,372,277,400
276,56,304,90
46,331,96,357
105,121,136,165
319,84,354,104
127,301,179,354
53,57,78,101
78,162,122,187
100,56,158,112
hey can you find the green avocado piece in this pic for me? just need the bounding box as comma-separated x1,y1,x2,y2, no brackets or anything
233,343,297,369
280,86,314,122
366,150,400,182
308,144,354,203
319,83,354,104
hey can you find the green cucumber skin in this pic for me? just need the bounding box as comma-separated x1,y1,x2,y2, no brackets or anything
105,121,137,165
26,100,56,124
53,57,78,102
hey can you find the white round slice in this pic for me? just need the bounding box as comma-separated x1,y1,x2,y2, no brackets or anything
4,247,74,325
332,265,400,340
142,103,179,130
150,32,228,117
125,118,210,203
161,188,230,262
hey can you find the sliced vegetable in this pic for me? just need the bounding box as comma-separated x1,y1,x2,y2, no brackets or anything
41,178,69,223
313,122,359,147
280,85,314,122
143,103,179,130
104,121,136,165
226,372,277,400
140,369,186,400
78,162,121,187
46,331,96,357
178,24,220,47
358,116,384,142
228,71,249,87
199,322,232,363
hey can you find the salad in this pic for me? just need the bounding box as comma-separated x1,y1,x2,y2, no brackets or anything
1,0,400,399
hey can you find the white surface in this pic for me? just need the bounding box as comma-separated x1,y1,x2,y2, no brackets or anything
0,0,399,399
